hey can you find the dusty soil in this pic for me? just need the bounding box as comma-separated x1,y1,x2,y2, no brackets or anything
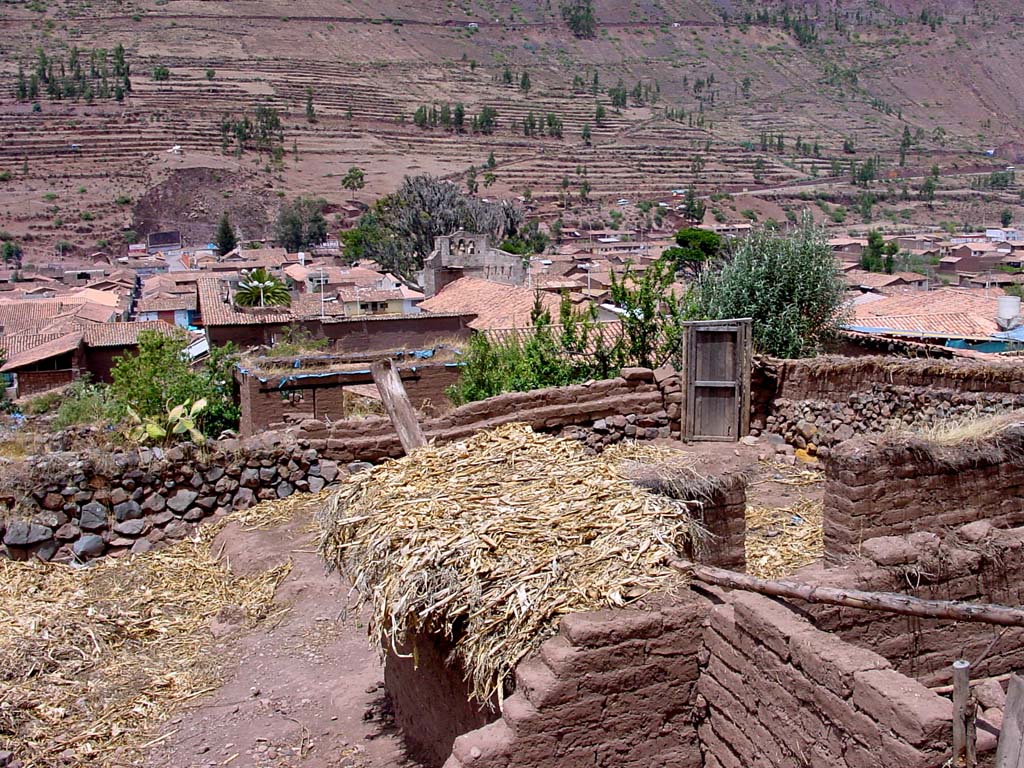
141,514,411,768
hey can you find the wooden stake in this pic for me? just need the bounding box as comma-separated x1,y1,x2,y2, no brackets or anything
996,676,1024,768
371,359,426,454
953,659,971,765
666,557,1024,628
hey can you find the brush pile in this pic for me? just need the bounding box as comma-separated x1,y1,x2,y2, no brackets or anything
318,424,708,704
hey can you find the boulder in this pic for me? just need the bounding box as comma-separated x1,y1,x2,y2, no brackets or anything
3,521,53,548
78,501,108,531
167,490,198,513
319,461,340,484
113,500,143,522
33,510,68,528
276,482,293,499
72,534,105,560
54,523,81,541
307,475,326,493
113,518,148,537
142,494,167,513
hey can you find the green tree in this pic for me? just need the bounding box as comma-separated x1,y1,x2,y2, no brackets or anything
1002,209,1014,228
275,197,328,251
234,267,291,307
664,228,721,281
696,216,848,358
561,0,596,38
919,175,937,201
582,123,592,145
1,240,23,264
520,71,531,93
609,257,684,369
305,88,316,123
152,65,170,81
682,186,706,222
341,166,366,193
214,212,237,256
594,103,606,125
466,165,478,194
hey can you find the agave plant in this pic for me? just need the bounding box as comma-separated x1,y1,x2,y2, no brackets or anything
126,399,207,446
234,267,291,307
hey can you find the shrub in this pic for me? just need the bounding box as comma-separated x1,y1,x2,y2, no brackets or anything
53,379,121,428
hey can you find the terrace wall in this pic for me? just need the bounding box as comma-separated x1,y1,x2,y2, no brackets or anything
822,427,1024,559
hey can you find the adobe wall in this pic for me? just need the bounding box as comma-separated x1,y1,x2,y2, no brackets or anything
822,427,1024,559
699,592,953,768
236,360,462,437
442,596,710,768
291,367,679,465
802,522,1024,688
754,356,1024,454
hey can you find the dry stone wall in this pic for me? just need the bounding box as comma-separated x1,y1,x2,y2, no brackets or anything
755,357,1024,454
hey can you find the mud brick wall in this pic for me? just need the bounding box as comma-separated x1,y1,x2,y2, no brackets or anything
800,522,1024,688
823,428,1024,559
689,473,746,572
699,591,953,768
292,368,671,465
442,595,709,768
753,357,1024,452
385,635,497,768
237,361,462,437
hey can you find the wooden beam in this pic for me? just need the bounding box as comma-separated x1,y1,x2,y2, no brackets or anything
997,676,1024,768
953,659,971,764
667,557,1024,628
371,358,426,454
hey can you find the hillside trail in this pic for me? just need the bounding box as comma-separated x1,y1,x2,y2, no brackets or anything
142,514,411,768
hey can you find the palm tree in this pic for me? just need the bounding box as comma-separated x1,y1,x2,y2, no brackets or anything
234,268,291,307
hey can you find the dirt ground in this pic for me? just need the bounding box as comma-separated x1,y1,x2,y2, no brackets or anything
141,515,410,768
133,438,821,768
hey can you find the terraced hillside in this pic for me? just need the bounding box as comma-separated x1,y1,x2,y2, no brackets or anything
1,0,1023,257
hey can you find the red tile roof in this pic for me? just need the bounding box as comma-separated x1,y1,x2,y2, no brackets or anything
419,277,560,330
852,288,1003,338
1,333,82,371
82,321,179,347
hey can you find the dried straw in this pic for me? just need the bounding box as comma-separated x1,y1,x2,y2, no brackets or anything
745,499,824,579
317,423,701,704
0,513,292,767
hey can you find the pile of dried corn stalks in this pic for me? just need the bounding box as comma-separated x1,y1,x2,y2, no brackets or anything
318,423,707,704
0,515,291,768
745,499,824,580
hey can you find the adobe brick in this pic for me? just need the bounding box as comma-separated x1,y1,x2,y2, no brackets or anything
697,723,743,768
559,609,663,648
514,657,578,709
877,733,933,768
731,592,814,661
852,669,952,746
810,680,882,750
789,628,891,698
539,635,646,677
701,628,746,674
450,719,514,768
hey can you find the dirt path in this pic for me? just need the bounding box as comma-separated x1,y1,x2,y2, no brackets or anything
143,517,410,768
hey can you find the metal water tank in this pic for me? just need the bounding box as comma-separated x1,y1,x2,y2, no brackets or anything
998,295,1021,322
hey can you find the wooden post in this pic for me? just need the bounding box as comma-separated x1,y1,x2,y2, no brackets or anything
371,359,426,454
996,675,1024,768
953,659,971,764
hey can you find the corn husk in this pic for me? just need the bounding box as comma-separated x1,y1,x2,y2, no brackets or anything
745,499,824,580
317,423,705,704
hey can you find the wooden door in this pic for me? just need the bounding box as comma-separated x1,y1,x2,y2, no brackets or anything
681,319,752,441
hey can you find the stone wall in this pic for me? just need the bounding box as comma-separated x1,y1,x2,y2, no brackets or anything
754,357,1024,454
699,592,953,768
822,427,1024,559
292,368,676,465
0,442,341,563
1,368,692,563
442,596,710,768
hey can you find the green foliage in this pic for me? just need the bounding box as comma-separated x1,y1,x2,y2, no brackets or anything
1002,209,1014,228
1,241,23,264
342,175,524,279
52,378,121,428
665,227,722,280
219,105,284,155
17,44,131,102
235,267,291,307
447,295,613,404
111,331,239,437
859,230,898,273
696,216,848,358
214,212,238,256
499,221,549,255
152,65,170,81
609,257,685,369
341,166,365,192
275,196,327,251
126,399,206,446
561,0,596,38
